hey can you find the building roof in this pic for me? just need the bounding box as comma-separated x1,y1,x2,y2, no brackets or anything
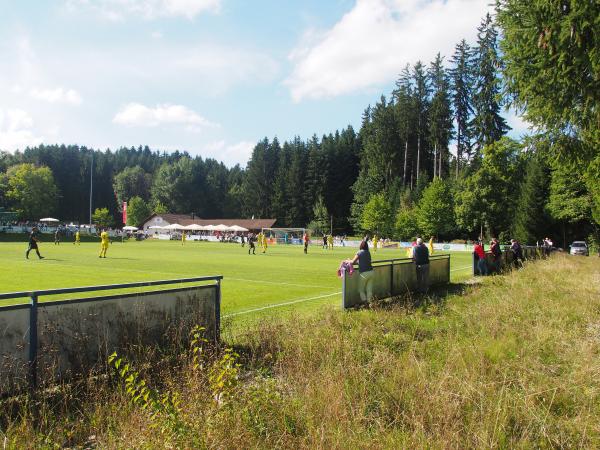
143,214,276,230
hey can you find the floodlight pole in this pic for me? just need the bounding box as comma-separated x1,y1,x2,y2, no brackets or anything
89,152,93,225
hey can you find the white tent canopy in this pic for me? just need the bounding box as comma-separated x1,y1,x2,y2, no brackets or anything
203,224,217,231
39,217,59,222
123,225,138,231
148,225,164,230
229,225,249,232
212,224,230,232
163,223,186,230
184,224,204,231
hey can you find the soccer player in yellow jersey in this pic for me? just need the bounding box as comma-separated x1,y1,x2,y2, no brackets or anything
181,232,187,246
262,234,268,253
372,235,378,252
74,230,80,245
99,229,110,258
327,234,333,250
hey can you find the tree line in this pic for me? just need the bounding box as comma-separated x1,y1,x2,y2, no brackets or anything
0,5,598,247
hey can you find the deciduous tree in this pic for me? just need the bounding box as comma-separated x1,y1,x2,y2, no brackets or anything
360,193,393,236
127,196,151,227
92,207,113,228
5,163,59,220
416,178,455,239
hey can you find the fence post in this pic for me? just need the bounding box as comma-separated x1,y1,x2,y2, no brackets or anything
342,270,346,309
215,279,221,344
390,261,394,297
29,292,38,390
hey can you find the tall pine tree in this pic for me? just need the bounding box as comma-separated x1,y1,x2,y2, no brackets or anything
450,39,474,176
427,53,454,179
393,64,416,187
512,153,551,243
412,62,430,185
471,14,510,154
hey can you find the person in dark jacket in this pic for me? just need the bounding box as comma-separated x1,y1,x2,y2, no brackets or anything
412,237,429,293
490,238,502,272
510,239,524,268
350,240,374,302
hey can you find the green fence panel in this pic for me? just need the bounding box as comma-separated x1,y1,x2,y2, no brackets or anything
343,255,450,309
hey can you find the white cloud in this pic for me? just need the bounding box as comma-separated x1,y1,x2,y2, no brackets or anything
286,0,491,101
171,45,280,90
0,109,44,151
199,140,255,167
113,103,218,129
65,0,221,21
504,109,535,137
30,87,82,105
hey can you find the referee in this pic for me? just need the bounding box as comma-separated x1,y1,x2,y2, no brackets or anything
26,226,45,259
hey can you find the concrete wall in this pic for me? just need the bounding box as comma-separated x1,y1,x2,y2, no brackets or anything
0,285,218,394
343,257,450,308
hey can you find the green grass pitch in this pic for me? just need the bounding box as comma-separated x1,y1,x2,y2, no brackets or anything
0,239,474,320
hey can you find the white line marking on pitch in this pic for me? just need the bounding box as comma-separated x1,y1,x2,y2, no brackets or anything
223,292,341,318
227,277,331,289
451,265,472,272
13,260,332,289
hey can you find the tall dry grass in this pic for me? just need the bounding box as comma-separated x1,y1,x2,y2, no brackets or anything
2,254,599,448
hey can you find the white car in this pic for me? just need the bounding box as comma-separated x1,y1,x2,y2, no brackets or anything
569,241,589,256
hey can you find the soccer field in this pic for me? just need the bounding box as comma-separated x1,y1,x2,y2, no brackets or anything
0,240,473,319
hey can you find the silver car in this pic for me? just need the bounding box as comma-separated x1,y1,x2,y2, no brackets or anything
569,241,589,256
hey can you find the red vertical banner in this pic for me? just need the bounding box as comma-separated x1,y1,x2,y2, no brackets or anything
122,201,127,224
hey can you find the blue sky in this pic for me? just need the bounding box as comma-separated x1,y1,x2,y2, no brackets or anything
0,0,529,167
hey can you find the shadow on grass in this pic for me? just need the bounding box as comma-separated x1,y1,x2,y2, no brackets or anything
97,257,137,260
364,281,479,314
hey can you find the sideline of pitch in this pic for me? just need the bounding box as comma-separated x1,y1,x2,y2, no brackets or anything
224,265,474,318
223,291,341,318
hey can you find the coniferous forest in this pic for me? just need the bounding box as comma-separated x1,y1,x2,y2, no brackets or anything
1,7,598,248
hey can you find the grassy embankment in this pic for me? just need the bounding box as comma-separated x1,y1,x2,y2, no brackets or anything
2,254,599,448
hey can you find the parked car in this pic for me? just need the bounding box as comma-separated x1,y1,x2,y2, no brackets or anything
569,241,589,256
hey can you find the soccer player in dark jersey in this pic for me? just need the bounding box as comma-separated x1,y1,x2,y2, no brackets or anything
26,227,44,259
248,233,256,255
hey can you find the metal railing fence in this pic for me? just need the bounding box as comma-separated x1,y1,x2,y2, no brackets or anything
0,275,222,391
472,245,542,275
342,255,451,308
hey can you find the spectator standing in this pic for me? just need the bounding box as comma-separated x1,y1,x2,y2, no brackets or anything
510,239,524,268
350,240,374,303
412,237,430,294
474,241,488,275
490,238,502,272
